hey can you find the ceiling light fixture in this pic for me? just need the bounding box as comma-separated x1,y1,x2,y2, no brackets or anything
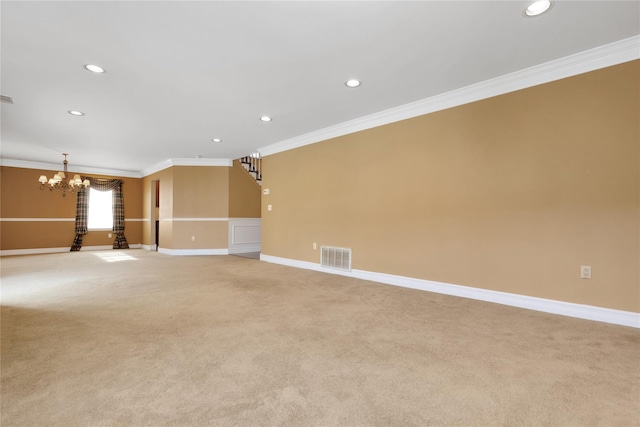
345,79,361,88
260,116,272,122
67,110,85,116
84,64,105,73
525,0,552,16
212,138,222,142
38,154,90,198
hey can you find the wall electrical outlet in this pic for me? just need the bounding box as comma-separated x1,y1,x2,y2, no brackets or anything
313,242,317,250
267,204,272,211
108,233,112,238
580,265,591,279
191,236,196,241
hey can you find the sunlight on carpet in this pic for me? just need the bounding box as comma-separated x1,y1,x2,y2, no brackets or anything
93,251,138,262
1,250,638,426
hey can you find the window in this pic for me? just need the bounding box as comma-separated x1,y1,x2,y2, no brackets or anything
88,188,113,230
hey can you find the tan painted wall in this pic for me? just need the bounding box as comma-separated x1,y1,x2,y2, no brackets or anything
229,160,261,218
141,166,231,250
142,167,173,247
173,221,229,249
1,166,143,250
141,164,260,250
262,61,640,313
173,166,228,218
170,166,228,249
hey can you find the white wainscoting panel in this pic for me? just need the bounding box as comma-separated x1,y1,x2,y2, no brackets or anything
228,218,261,254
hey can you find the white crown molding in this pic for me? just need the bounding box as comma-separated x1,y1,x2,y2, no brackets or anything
141,158,233,177
141,159,174,176
0,158,143,178
5,37,637,173
259,35,640,157
260,254,640,329
0,157,234,178
170,158,233,167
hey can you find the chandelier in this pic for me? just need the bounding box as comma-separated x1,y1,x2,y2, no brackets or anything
38,153,90,197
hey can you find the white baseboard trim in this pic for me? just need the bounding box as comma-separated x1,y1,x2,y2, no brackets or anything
1,247,73,256
157,248,229,256
141,244,157,251
229,243,262,254
0,244,142,257
260,254,639,329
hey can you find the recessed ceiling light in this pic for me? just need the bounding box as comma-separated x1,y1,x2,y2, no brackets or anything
260,116,272,122
525,0,552,16
212,138,222,142
67,110,85,116
345,79,361,88
84,64,105,73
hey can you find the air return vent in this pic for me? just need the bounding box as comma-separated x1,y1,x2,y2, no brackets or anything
321,246,352,272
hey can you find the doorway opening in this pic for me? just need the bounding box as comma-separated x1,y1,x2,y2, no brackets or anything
150,180,159,251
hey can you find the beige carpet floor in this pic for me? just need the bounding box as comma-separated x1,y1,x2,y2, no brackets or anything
1,250,638,426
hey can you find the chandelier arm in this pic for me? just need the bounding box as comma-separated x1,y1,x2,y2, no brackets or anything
37,154,90,197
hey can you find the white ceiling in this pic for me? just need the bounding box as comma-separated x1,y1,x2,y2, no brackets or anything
1,1,639,175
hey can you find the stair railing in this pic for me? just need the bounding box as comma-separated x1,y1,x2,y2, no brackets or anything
239,152,262,185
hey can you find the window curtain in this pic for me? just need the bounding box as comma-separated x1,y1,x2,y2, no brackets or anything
70,177,129,251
